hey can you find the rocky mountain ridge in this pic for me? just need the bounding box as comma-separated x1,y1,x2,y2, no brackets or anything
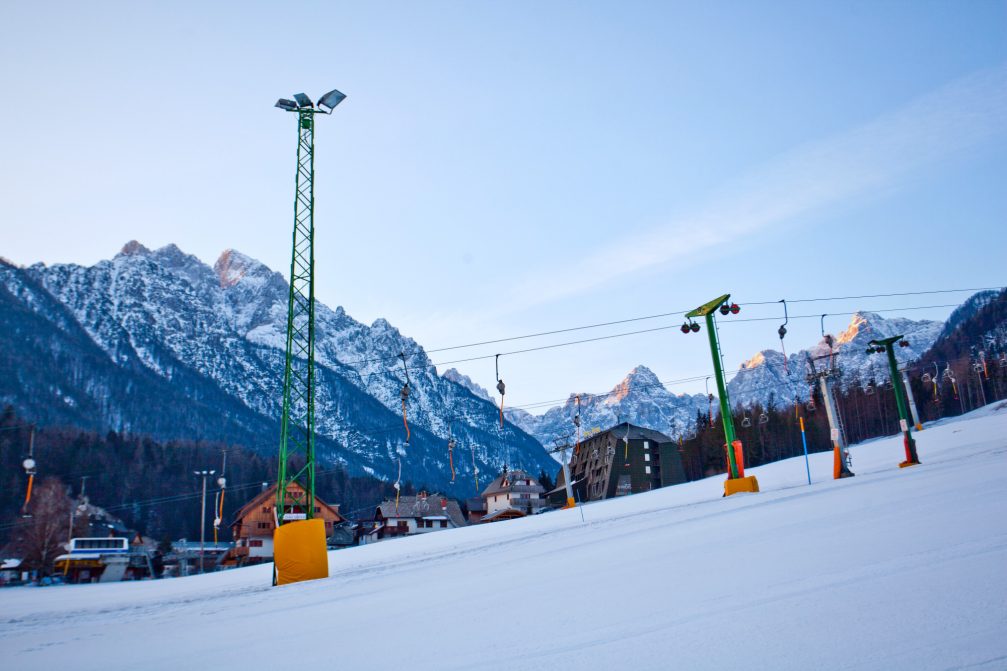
0,243,555,495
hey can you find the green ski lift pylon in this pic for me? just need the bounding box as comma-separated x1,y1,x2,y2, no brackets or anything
272,88,345,587
684,294,759,496
868,335,921,468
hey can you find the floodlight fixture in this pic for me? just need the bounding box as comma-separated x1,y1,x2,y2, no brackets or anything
317,88,347,113
293,93,314,108
275,98,298,112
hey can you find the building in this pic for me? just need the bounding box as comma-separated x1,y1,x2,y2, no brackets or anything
371,492,466,541
224,482,343,566
164,540,233,576
465,497,487,524
480,468,546,521
53,536,156,583
567,422,687,502
0,558,26,586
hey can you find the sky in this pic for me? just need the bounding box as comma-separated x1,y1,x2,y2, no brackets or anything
2,1,1006,409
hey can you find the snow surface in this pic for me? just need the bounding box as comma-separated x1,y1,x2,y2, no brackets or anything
3,405,1006,670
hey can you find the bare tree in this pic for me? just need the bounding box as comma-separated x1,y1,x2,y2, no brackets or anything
11,477,72,576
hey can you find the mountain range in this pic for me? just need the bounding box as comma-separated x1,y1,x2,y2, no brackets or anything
0,242,555,496
1,241,994,483
451,304,994,450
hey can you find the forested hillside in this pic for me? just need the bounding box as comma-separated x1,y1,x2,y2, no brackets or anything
0,408,416,552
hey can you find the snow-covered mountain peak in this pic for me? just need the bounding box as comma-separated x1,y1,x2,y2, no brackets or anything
443,368,493,402
118,240,151,257
836,311,878,345
214,249,278,289
370,317,397,333
508,364,708,452
740,349,787,370
610,365,661,402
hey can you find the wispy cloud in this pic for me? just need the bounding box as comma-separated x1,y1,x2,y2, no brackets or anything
495,64,1007,315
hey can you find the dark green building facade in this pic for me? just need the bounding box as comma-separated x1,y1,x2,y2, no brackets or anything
564,422,687,503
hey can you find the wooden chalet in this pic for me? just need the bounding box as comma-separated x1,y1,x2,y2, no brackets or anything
566,422,687,502
223,482,343,566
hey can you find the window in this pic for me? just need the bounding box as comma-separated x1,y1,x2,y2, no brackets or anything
440,520,447,528
249,540,263,547
644,453,650,462
257,521,271,530
313,507,320,513
262,506,270,513
644,441,650,450
645,466,651,474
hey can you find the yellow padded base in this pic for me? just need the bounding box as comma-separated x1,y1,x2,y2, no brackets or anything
724,475,760,497
274,518,329,586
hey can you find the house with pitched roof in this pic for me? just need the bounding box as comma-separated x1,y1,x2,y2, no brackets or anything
223,482,343,566
479,468,546,522
370,492,466,541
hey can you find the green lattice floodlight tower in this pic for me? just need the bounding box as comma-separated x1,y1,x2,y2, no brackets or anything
684,294,759,496
273,89,346,527
867,335,921,468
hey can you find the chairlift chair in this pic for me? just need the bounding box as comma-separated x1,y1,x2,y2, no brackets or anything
758,412,769,425
864,383,875,396
741,415,752,428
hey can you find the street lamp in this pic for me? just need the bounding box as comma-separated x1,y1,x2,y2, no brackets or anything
194,470,216,574
272,86,345,529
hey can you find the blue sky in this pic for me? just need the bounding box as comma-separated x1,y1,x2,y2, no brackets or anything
2,1,1005,408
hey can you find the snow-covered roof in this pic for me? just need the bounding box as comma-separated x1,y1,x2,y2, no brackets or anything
481,469,546,497
376,495,466,528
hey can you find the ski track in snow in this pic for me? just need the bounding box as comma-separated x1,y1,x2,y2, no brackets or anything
2,405,1006,670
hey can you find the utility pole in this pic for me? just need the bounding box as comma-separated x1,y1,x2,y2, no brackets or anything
806,345,854,479
899,366,923,431
868,336,920,467
194,469,215,574
271,88,345,586
683,294,758,496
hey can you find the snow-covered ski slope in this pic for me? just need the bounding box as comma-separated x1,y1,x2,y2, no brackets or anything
3,406,1006,670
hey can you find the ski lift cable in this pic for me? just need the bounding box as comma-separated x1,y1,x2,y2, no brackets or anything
343,288,1004,369
348,301,973,385
511,345,971,414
